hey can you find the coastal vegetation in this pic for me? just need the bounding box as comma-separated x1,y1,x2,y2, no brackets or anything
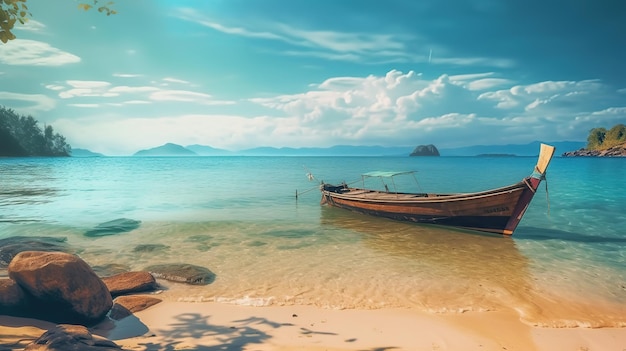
0,105,71,156
562,124,626,157
586,124,626,150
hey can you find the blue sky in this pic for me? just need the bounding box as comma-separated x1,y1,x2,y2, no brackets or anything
1,0,625,155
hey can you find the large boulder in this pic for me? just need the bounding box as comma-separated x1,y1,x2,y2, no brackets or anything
24,324,122,351
8,251,113,325
0,278,28,314
410,144,440,156
0,236,70,268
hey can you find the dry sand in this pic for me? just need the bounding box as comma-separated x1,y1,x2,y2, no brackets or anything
3,301,625,351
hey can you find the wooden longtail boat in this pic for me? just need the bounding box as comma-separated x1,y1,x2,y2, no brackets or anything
320,143,556,235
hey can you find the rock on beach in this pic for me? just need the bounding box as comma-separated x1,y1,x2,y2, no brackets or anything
8,251,113,325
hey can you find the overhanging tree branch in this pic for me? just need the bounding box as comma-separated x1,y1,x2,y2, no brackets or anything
0,0,115,43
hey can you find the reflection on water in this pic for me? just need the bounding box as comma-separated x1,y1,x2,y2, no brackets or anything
0,188,58,205
0,162,60,222
320,208,538,313
320,207,626,327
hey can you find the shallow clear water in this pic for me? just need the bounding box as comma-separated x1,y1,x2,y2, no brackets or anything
1,156,625,327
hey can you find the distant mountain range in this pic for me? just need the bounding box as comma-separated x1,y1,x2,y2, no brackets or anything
108,140,585,157
134,143,198,156
69,141,586,157
71,148,104,157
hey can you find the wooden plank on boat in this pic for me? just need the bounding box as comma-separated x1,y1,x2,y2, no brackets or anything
536,143,555,174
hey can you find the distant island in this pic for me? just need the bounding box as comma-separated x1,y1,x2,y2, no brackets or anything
0,105,71,157
71,148,104,157
410,144,440,156
562,124,626,157
134,143,198,156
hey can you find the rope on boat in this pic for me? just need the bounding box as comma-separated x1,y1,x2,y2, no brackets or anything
541,173,550,216
296,165,320,200
303,165,316,182
296,184,321,199
526,168,550,215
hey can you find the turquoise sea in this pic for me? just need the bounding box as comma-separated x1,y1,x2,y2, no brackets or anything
1,155,625,327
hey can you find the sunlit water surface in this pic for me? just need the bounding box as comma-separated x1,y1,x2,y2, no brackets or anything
1,156,625,327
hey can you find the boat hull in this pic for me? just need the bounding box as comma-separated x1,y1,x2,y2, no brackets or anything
321,176,543,235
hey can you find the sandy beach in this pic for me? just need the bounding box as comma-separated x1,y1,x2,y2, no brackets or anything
2,300,625,351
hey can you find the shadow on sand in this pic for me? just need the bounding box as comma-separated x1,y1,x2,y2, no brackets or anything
98,311,396,351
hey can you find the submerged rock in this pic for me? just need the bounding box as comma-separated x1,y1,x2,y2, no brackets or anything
145,263,215,285
8,251,113,325
84,218,141,237
0,236,70,268
91,263,130,277
133,244,169,253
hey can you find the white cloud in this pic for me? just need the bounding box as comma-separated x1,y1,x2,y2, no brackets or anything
149,90,212,102
67,80,111,89
48,70,624,153
467,78,514,91
245,70,624,148
113,73,143,78
50,80,235,106
478,80,603,111
149,90,234,105
433,56,514,68
162,77,191,84
0,39,80,66
175,8,514,67
109,86,159,94
58,81,117,99
68,103,100,108
175,8,416,64
0,92,56,115
14,19,46,32
45,84,66,91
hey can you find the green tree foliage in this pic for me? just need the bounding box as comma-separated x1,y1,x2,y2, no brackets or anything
586,127,607,150
1,0,115,43
0,0,29,43
604,124,626,148
0,105,71,156
586,124,626,151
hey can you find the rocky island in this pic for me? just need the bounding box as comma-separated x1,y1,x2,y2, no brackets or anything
562,124,626,157
410,144,440,156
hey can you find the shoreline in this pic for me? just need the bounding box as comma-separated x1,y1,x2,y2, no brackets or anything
2,301,626,351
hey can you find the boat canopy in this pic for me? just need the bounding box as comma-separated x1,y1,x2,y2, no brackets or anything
362,171,416,178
